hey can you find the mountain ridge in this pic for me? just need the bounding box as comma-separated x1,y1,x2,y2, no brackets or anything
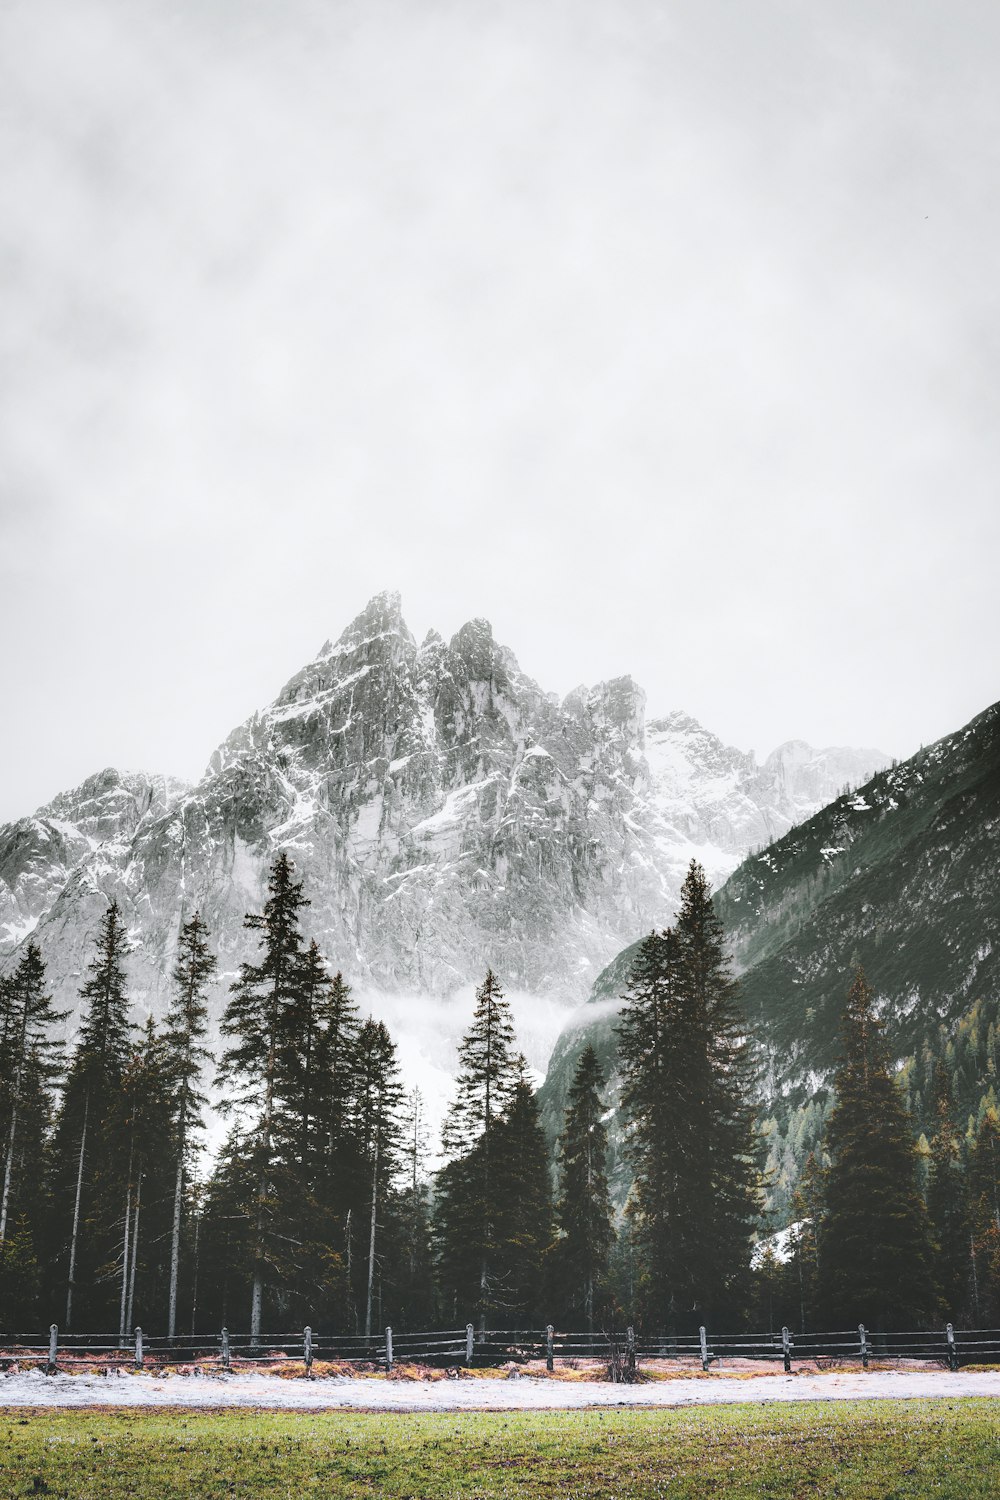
0,594,889,1084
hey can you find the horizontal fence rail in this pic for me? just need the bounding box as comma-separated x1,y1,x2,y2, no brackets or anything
1,1320,993,1375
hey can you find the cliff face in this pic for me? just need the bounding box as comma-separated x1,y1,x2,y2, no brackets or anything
0,593,888,1058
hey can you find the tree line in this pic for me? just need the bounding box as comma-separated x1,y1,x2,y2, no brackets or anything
1,856,997,1336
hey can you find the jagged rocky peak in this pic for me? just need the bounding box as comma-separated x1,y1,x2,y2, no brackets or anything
0,767,187,952
645,709,756,783
39,766,186,842
1,591,894,1052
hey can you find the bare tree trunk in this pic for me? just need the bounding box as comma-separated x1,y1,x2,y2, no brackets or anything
478,1258,487,1339
250,1267,263,1343
119,1133,136,1342
190,1211,201,1337
65,1096,89,1330
126,1174,142,1334
0,1102,18,1244
168,1148,184,1339
118,1181,133,1343
365,1136,380,1338
345,1209,355,1333
251,1062,275,1344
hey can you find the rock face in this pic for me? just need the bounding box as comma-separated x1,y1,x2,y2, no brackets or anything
538,697,1000,1163
0,593,888,1045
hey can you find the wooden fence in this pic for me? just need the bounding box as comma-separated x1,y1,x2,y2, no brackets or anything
3,1321,997,1374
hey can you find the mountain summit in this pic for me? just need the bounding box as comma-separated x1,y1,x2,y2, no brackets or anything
0,595,887,1038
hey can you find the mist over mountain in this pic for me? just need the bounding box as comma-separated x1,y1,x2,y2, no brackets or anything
0,592,888,1102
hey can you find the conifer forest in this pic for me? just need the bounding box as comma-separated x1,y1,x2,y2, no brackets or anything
3,850,998,1342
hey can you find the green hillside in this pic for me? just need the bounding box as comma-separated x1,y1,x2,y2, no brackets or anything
539,699,1000,1214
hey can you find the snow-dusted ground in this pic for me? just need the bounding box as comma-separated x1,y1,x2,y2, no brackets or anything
3,1368,1000,1411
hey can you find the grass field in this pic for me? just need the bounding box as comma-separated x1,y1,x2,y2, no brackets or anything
2,1399,997,1498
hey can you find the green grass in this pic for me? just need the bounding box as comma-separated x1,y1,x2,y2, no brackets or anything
2,1400,998,1498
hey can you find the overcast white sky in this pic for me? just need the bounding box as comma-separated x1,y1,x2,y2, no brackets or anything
1,0,998,823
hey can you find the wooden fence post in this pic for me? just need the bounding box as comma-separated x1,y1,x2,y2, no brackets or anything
220,1327,230,1371
134,1327,143,1368
946,1323,958,1371
699,1326,709,1372
47,1324,58,1375
626,1326,636,1379
858,1324,869,1370
304,1325,313,1375
781,1326,791,1373
546,1324,554,1372
466,1323,474,1367
385,1326,393,1372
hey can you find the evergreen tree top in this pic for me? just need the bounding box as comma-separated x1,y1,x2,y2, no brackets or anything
354,1017,405,1168
218,854,311,1105
163,910,216,1136
566,1044,605,1103
0,941,65,1082
75,900,133,1077
836,967,892,1084
442,969,521,1159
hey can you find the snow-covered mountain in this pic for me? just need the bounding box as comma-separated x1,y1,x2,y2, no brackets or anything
0,593,887,1085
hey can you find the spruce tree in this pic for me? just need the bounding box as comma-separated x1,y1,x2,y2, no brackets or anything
162,912,215,1337
46,900,134,1328
617,927,683,1326
926,1063,969,1319
818,968,933,1329
0,1216,41,1329
353,1018,404,1337
284,939,329,1182
491,1076,553,1324
618,862,758,1329
0,942,63,1247
552,1045,615,1329
674,861,760,1324
436,970,521,1330
218,853,309,1338
311,969,360,1200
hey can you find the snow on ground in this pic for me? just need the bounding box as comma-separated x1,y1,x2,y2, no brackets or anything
3,1368,1000,1411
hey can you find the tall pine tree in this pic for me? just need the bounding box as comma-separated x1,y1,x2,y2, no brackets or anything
353,1018,404,1337
617,927,683,1325
674,862,759,1325
0,943,63,1247
162,912,215,1337
491,1075,553,1324
552,1045,615,1330
617,863,758,1330
217,853,309,1338
818,968,933,1329
46,900,134,1328
436,970,521,1331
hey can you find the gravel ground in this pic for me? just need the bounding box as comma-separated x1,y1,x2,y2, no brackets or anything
2,1367,1000,1410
